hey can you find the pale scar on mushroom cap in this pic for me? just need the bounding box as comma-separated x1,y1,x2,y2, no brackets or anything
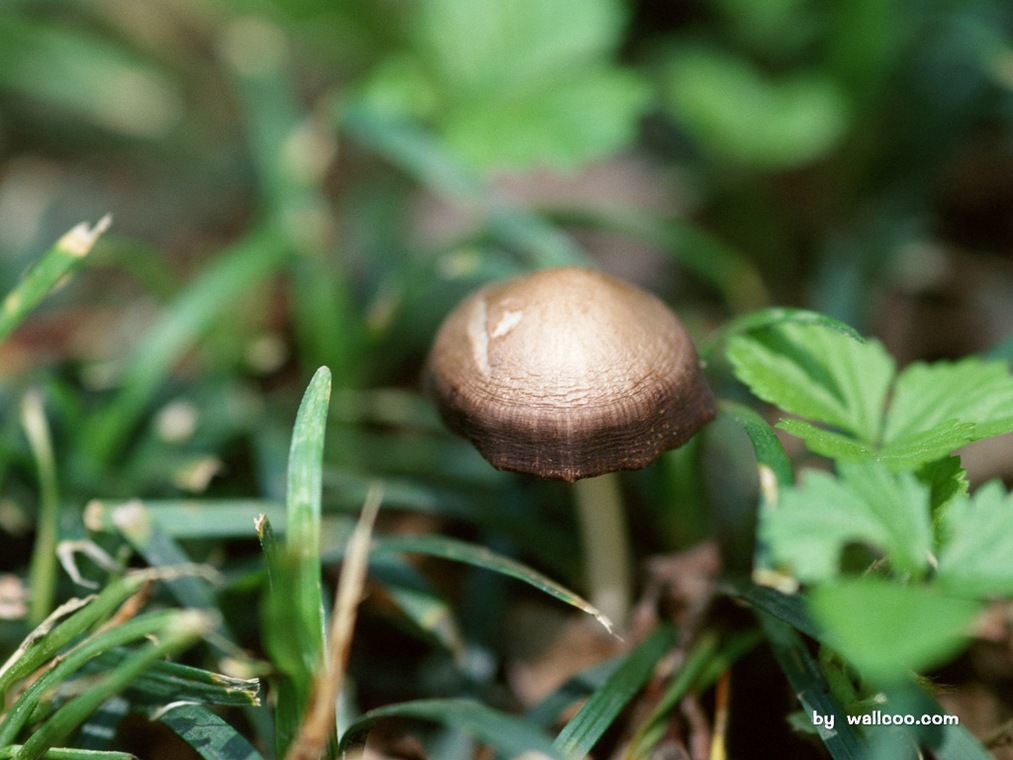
425,267,716,481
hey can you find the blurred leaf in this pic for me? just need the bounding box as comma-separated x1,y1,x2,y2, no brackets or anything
0,16,180,138
341,105,587,267
937,480,1013,597
762,462,932,583
339,697,565,758
0,217,110,344
807,579,981,684
362,0,649,171
659,43,850,169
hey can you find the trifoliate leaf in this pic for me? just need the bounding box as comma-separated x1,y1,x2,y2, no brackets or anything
808,578,982,684
937,481,1013,597
729,321,1013,470
726,322,894,443
762,462,932,583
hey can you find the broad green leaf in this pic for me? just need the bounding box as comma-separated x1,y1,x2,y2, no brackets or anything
937,481,1013,597
727,322,894,444
882,358,1013,449
808,579,981,684
338,698,565,758
775,418,874,462
762,462,932,583
729,321,1013,471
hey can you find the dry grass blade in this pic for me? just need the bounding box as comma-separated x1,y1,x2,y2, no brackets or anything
285,483,384,760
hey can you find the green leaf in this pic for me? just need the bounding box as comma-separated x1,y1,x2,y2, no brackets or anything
762,462,932,583
729,321,1013,470
807,579,981,684
727,321,894,444
338,698,565,758
659,43,850,169
554,624,677,756
937,481,1013,597
882,358,1013,451
775,418,874,462
369,0,649,171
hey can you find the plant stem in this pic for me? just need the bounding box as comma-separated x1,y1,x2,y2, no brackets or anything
572,472,633,631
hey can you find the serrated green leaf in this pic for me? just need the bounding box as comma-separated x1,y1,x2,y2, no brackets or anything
808,579,981,684
937,481,1013,597
884,359,1013,442
762,462,932,583
881,358,1013,458
727,322,894,444
775,418,874,462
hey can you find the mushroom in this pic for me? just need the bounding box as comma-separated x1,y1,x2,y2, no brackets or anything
424,267,715,627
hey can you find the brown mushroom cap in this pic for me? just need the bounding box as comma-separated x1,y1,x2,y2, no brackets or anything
424,267,715,482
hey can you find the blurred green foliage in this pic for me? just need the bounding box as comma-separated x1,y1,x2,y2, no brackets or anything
1,0,1013,757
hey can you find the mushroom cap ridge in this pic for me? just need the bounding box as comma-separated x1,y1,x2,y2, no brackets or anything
424,267,716,482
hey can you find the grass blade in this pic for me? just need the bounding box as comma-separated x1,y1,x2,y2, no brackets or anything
261,367,332,757
288,484,383,759
0,749,133,759
285,365,332,665
338,698,566,759
84,498,284,539
758,611,865,760
0,215,110,343
0,566,210,697
15,611,213,760
151,703,267,760
22,389,61,624
554,623,677,756
372,534,616,634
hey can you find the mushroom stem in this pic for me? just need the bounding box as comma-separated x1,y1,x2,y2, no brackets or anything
572,472,633,631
